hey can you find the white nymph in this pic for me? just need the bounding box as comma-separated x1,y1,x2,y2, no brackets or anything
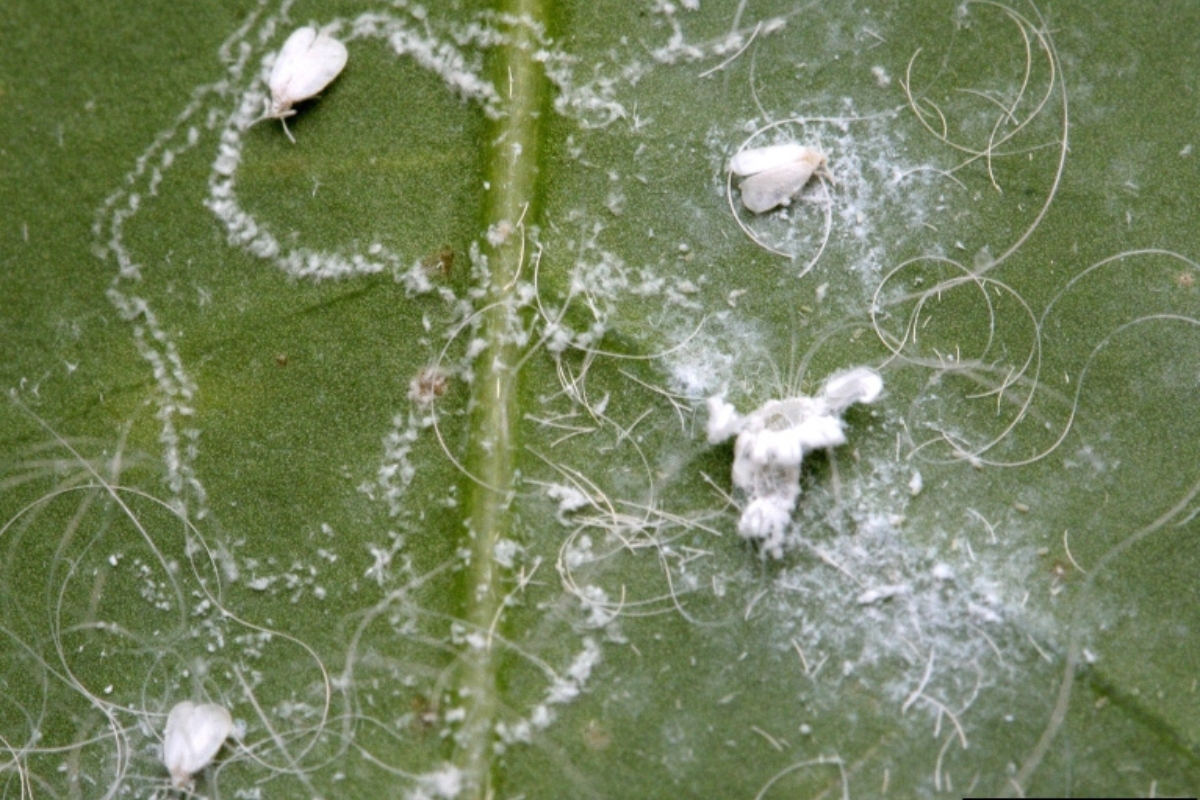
162,700,234,788
707,367,883,558
728,143,828,214
264,26,349,143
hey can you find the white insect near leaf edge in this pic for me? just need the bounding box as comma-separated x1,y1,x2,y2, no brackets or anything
728,143,828,214
264,25,348,144
162,700,234,788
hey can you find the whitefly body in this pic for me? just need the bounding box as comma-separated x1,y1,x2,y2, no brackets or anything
265,26,348,142
162,701,234,787
729,143,827,214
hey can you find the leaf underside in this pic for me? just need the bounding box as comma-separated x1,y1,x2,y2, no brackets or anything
2,1,1200,798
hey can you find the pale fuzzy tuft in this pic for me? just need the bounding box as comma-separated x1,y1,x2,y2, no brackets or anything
709,367,883,557
820,366,884,412
705,396,743,443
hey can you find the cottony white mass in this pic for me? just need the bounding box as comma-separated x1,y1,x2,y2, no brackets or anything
707,367,882,557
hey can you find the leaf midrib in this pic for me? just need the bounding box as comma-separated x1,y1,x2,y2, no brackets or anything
456,0,545,794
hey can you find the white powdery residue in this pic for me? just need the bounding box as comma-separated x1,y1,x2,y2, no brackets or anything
649,20,704,64
705,397,742,442
663,284,704,311
625,271,666,297
539,49,629,129
529,704,552,729
148,167,163,196
668,347,731,397
563,533,594,570
577,584,619,629
397,260,436,295
511,279,538,311
93,31,237,517
543,320,574,355
505,638,605,738
533,233,665,356
707,367,883,558
603,176,627,216
493,538,521,569
360,412,420,517
931,563,955,582
464,337,489,360
406,765,464,800
566,637,602,683
362,531,407,587
485,220,513,247
967,600,1004,625
542,637,602,712
648,11,787,68
765,482,1043,741
856,584,909,605
204,102,402,279
104,290,207,515
660,310,759,397
350,11,501,116
495,718,533,746
546,482,589,514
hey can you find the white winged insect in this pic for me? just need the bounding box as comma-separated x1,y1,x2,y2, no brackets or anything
263,26,348,143
162,701,234,788
728,143,828,214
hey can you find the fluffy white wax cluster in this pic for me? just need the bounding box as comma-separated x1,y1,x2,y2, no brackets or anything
706,367,883,558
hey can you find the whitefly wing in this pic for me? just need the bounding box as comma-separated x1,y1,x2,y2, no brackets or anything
738,160,820,214
162,701,234,787
269,26,348,116
728,143,807,177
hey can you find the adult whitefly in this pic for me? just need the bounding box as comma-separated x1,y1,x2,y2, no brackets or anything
162,700,234,788
264,26,349,143
729,145,827,214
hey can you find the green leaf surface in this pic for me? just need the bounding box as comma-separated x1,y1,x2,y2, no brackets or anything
3,0,1200,797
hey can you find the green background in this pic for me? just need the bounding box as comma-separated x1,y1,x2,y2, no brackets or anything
2,0,1199,796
